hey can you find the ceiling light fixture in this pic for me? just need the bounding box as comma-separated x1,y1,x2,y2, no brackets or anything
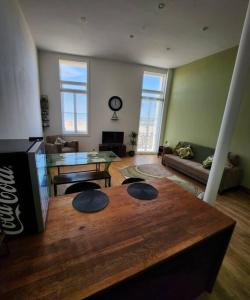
158,3,166,9
80,16,88,24
202,26,209,31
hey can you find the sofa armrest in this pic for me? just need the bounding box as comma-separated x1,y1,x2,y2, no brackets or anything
162,147,173,165
219,167,243,193
228,152,240,166
65,140,79,152
163,146,173,155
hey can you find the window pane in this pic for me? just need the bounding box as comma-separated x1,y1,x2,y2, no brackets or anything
76,94,87,114
64,113,75,132
62,83,87,91
77,113,87,132
138,70,167,153
137,99,163,152
142,92,163,99
62,92,74,113
59,59,89,135
143,74,163,91
59,60,87,83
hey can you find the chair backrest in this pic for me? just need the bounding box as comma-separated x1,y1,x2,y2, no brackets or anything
65,182,101,194
122,177,145,185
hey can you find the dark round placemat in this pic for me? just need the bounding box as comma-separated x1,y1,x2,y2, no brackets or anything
72,190,109,213
127,182,158,200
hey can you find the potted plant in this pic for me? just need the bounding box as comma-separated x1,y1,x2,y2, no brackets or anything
128,131,138,157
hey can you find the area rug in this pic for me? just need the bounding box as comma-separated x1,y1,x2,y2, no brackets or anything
120,163,173,179
120,163,203,196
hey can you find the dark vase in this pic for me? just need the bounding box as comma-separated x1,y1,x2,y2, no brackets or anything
128,150,135,157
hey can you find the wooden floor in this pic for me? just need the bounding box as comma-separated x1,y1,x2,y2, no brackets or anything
53,154,250,300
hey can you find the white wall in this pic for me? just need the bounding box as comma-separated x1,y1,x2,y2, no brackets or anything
39,50,167,151
0,0,42,139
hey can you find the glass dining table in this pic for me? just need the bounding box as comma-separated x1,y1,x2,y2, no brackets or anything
46,151,121,195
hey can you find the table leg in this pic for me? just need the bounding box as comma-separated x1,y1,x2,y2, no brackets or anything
104,162,111,172
104,162,111,187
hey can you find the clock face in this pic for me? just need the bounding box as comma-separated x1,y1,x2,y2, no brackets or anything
108,96,123,111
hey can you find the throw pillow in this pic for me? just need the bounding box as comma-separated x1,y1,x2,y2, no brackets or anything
177,146,194,159
174,142,184,154
202,155,234,169
55,136,66,145
202,155,213,169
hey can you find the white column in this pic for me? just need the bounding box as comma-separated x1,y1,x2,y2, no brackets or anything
204,1,250,204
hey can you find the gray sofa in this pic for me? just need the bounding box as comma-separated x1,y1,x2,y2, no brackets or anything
162,142,242,193
45,135,79,154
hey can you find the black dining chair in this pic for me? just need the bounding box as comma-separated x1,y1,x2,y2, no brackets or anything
122,177,145,185
65,181,101,194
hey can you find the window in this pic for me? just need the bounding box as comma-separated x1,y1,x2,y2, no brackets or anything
59,59,88,134
137,72,167,152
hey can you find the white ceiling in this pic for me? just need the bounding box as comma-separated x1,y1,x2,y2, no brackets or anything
19,0,248,68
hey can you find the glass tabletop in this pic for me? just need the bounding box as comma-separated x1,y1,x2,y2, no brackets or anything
46,151,121,168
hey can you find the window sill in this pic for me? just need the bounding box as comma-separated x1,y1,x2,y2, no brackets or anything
136,151,158,155
62,133,90,137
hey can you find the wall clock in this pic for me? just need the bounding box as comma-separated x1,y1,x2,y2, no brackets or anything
109,96,123,111
108,96,123,120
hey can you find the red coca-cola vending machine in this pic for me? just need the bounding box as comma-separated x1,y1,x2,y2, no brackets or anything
0,139,49,236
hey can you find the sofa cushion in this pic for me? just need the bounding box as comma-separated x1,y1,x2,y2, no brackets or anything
180,142,214,163
62,147,75,153
164,154,194,166
164,154,209,183
188,163,210,182
46,135,62,144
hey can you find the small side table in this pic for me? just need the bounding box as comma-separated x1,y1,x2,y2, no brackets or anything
157,146,163,157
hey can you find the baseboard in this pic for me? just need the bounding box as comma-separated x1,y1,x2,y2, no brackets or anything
240,185,250,194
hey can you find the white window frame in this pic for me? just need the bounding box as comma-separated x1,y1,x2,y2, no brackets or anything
137,71,167,153
59,59,89,135
141,71,167,101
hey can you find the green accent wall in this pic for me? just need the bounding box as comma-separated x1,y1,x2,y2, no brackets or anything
164,47,250,188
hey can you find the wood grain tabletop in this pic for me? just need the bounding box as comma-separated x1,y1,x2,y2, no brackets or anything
0,178,235,299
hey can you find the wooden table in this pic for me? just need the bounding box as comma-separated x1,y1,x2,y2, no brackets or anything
0,178,235,300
